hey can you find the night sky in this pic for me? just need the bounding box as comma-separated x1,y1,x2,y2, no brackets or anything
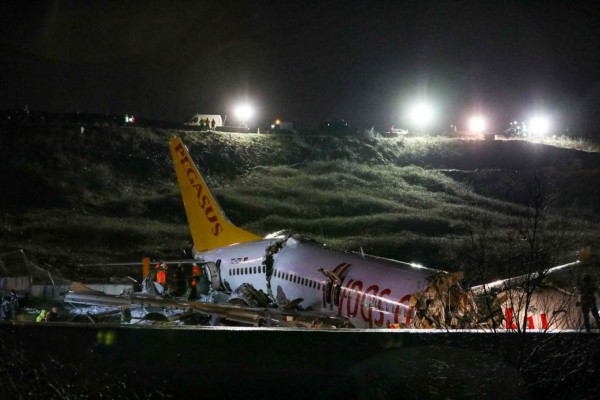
1,1,599,132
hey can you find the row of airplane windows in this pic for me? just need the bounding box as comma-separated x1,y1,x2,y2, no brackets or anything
229,265,266,276
227,265,323,291
273,268,322,291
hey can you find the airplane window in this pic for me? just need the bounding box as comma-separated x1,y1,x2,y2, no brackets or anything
262,265,266,273
253,266,257,274
245,267,248,275
301,277,305,286
293,276,297,283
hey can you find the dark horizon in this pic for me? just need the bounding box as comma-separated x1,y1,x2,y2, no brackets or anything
1,1,599,133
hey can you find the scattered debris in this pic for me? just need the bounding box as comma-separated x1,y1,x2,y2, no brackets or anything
408,272,479,329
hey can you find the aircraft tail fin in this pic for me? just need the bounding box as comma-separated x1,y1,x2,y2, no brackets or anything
169,137,261,252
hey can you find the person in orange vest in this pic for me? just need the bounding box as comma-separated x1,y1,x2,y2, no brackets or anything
155,262,168,286
191,263,202,296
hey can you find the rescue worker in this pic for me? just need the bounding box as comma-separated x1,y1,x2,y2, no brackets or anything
9,289,19,319
191,263,202,296
46,307,59,322
211,118,216,130
155,262,168,286
579,274,600,331
36,309,47,322
120,306,132,323
0,296,10,320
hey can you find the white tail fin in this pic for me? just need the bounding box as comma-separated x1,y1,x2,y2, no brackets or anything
169,137,261,252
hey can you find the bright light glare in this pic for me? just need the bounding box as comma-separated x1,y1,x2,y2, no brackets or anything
409,103,434,129
234,104,254,122
529,116,550,136
469,116,486,133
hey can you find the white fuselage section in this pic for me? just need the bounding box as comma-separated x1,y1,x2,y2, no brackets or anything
196,237,436,328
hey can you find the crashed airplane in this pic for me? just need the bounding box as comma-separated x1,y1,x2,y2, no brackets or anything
65,137,590,330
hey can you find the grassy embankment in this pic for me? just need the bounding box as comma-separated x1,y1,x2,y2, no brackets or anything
1,124,599,282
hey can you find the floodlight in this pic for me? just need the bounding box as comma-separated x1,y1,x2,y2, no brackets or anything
408,102,434,129
234,104,254,122
529,115,550,136
469,116,486,133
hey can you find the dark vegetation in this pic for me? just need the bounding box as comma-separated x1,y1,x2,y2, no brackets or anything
1,122,599,284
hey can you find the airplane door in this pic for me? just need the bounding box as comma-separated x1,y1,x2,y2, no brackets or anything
324,280,341,308
203,261,222,290
333,283,342,307
319,268,342,310
325,281,333,304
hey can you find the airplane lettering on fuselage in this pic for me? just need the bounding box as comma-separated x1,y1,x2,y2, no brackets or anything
322,262,415,328
333,278,413,328
174,142,223,236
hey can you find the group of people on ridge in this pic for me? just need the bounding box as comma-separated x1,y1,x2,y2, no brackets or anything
198,118,216,130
